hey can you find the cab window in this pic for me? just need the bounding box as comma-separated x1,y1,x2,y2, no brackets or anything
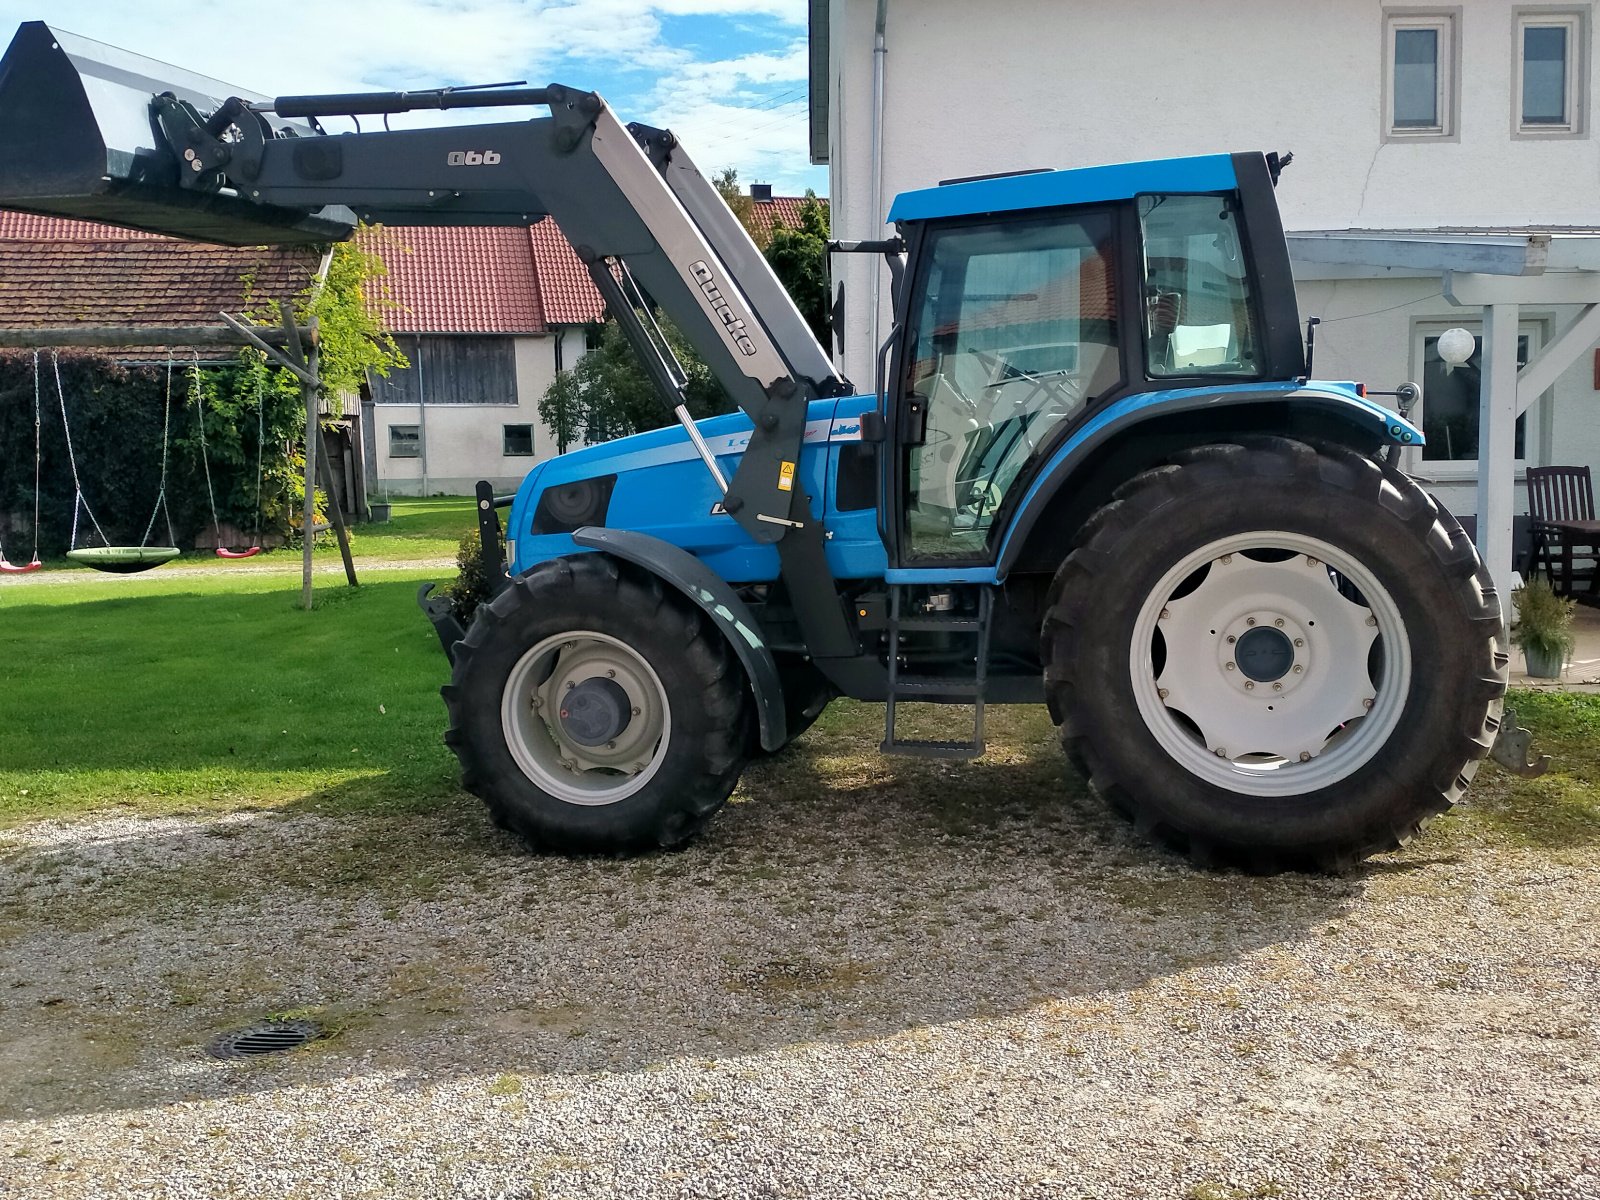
902,210,1120,561
1139,193,1262,378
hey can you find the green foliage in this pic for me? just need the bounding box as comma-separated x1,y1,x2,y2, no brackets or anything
1512,576,1576,661
0,350,301,557
537,317,733,444
764,191,832,348
302,231,409,412
445,527,495,625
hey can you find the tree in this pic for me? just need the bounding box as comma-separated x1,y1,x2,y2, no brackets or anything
711,167,766,249
764,191,831,349
538,317,732,446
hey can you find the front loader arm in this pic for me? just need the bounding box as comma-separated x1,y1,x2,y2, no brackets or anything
0,20,858,656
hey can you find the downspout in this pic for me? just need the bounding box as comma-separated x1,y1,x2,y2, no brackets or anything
868,0,888,364
415,333,428,496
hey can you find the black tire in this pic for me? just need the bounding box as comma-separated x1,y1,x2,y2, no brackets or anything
1042,437,1507,873
753,657,836,756
443,554,751,854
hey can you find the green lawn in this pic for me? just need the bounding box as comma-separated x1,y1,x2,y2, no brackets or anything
3,530,1599,858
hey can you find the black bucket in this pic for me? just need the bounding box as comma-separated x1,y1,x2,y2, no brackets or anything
0,21,353,245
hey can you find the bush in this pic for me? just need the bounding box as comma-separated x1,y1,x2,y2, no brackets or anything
445,528,496,625
1512,575,1576,663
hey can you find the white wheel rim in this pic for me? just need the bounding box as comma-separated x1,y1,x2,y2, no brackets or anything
500,631,671,806
1129,531,1411,797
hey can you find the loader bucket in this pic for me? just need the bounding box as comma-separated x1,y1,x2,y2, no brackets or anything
0,21,353,245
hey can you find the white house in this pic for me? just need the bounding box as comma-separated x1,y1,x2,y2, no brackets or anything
813,0,1600,601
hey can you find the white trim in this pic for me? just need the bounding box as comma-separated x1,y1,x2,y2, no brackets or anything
1406,319,1543,478
1513,8,1588,137
1383,8,1460,141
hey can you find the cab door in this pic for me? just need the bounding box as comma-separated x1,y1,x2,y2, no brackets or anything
889,207,1125,569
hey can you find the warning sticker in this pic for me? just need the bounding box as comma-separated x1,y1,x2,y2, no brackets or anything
777,461,796,492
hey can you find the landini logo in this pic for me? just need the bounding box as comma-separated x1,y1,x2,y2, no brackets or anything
690,260,757,357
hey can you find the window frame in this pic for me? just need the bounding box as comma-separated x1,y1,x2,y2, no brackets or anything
1404,318,1548,480
502,423,535,457
388,424,422,459
1513,8,1589,138
1382,8,1461,142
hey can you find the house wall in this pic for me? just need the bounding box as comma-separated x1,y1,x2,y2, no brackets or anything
371,329,586,496
826,0,1600,516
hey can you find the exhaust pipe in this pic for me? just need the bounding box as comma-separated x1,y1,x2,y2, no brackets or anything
0,21,354,245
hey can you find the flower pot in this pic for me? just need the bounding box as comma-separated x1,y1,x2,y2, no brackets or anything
1523,644,1565,679
369,502,392,524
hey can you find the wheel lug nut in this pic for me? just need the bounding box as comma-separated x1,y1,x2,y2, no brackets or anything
1215,747,1228,758
1299,752,1312,762
1244,681,1255,690
1160,607,1170,620
606,740,617,749
1306,556,1319,567
631,706,641,716
532,697,543,708
1221,554,1233,564
1363,697,1375,709
1226,662,1236,671
1272,682,1283,691
565,680,576,690
1158,688,1169,700
1226,635,1237,644
1293,665,1303,673
1274,618,1284,628
1246,617,1257,626
1294,638,1304,647
1366,616,1377,627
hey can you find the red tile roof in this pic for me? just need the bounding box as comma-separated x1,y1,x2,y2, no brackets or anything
748,195,824,239
0,211,166,241
0,210,319,353
527,218,607,327
361,225,546,334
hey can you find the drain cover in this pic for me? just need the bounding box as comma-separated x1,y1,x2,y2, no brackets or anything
206,1020,323,1060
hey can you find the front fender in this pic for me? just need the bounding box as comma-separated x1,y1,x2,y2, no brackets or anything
571,526,787,752
994,382,1422,575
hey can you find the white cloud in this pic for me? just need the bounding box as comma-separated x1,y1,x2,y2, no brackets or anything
0,1,824,191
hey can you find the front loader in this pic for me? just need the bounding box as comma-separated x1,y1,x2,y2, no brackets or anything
0,22,1508,871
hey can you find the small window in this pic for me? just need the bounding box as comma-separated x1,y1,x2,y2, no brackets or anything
1385,11,1457,138
1139,193,1263,379
583,324,604,352
389,424,421,458
503,424,535,456
1516,11,1586,135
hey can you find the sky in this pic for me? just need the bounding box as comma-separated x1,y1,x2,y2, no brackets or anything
0,0,827,195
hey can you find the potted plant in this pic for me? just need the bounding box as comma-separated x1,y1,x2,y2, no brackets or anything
1511,576,1575,679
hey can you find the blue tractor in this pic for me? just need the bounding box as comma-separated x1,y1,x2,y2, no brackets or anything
0,22,1507,870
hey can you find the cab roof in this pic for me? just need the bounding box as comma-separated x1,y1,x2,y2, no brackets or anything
886,153,1238,224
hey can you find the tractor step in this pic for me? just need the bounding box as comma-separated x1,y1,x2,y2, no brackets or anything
880,585,994,759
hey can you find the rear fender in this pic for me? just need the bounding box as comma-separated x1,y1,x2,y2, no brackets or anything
995,383,1420,576
571,527,787,752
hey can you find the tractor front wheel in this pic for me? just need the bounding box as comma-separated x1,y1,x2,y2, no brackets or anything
443,554,751,854
1042,437,1506,872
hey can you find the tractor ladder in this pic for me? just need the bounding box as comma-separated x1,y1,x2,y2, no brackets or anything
880,585,994,760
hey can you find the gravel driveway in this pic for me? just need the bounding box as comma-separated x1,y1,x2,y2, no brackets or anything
2,709,1598,1200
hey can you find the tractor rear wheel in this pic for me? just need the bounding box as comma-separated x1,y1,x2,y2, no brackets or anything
443,554,751,854
1042,437,1506,873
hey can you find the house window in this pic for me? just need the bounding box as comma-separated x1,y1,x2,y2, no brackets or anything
503,424,535,456
389,424,421,458
370,336,518,405
1414,325,1539,468
1516,11,1586,135
1385,11,1457,138
583,324,604,352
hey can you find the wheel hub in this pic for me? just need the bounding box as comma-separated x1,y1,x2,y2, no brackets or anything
1234,625,1295,682
558,677,632,746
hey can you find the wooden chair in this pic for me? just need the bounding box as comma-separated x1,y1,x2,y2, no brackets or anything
1526,465,1599,596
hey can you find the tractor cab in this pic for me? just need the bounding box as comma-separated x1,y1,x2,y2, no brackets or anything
875,152,1308,575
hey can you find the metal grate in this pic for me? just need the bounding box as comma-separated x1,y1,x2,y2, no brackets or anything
206,1020,323,1060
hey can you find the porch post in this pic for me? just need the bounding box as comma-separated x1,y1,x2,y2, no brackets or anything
1475,302,1520,619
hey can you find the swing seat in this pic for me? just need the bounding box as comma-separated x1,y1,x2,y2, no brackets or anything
0,557,40,574
66,546,180,574
215,546,262,560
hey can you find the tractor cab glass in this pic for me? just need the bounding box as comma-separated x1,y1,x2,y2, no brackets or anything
901,209,1121,561
1139,193,1262,379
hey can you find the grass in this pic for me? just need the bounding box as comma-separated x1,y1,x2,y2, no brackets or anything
3,520,1600,859
14,494,477,575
